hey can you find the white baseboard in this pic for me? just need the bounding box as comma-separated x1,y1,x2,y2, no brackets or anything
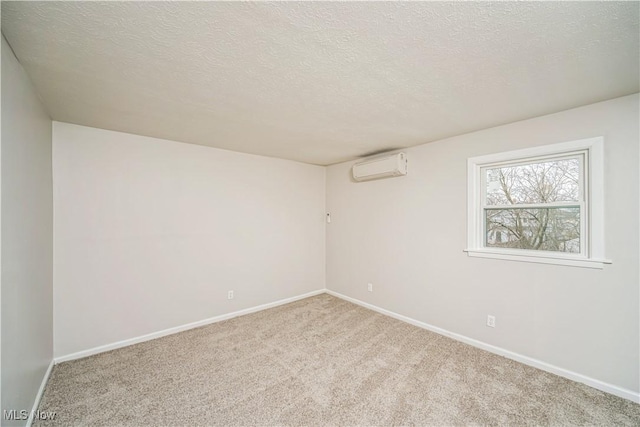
326,290,640,404
55,289,325,364
26,359,54,427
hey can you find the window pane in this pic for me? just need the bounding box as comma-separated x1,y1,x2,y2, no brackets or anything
486,157,580,205
485,207,580,253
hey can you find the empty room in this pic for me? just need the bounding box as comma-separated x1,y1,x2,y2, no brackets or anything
1,1,639,426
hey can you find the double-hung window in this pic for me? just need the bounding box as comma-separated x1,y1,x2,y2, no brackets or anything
466,137,609,268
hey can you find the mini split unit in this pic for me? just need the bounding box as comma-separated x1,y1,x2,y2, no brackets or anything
352,152,408,182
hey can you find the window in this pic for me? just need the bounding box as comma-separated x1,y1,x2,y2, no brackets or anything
466,137,609,268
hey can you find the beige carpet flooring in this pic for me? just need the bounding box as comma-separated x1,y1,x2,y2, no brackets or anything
36,294,640,426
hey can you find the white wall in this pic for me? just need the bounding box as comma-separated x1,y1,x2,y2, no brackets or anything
53,123,326,358
326,94,639,395
1,36,53,425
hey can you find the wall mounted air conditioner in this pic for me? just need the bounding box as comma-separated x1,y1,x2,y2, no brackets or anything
352,152,407,182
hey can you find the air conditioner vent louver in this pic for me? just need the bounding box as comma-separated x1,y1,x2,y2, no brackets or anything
352,152,407,182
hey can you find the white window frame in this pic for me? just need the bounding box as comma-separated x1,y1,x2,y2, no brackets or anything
465,137,610,269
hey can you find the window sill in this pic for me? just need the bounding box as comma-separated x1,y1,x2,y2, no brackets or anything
463,249,612,269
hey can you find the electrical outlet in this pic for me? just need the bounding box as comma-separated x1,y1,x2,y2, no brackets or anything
228,290,234,300
367,283,373,292
487,315,496,328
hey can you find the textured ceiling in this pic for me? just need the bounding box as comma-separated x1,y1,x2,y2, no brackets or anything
2,2,638,165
